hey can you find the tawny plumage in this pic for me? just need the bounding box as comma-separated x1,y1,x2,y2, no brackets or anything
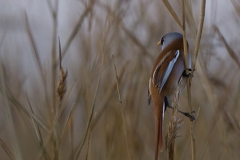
148,32,191,160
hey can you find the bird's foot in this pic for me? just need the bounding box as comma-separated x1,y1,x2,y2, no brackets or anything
182,68,195,78
167,105,195,121
178,110,195,121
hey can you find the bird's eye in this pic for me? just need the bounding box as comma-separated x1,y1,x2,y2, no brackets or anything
160,37,164,45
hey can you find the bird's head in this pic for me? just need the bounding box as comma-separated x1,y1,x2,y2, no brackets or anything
158,32,183,50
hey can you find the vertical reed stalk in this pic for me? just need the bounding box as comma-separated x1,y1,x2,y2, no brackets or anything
50,0,60,159
0,62,22,160
181,1,196,160
166,88,183,160
112,55,131,160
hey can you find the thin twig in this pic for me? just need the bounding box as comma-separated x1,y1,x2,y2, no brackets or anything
0,61,22,159
62,0,95,57
181,1,196,160
24,12,51,120
35,82,77,160
184,1,206,160
181,0,190,77
213,26,240,68
0,138,14,160
162,0,183,29
27,94,49,160
112,55,131,160
73,57,103,160
91,60,129,129
59,83,77,141
192,0,206,70
190,1,206,157
51,0,60,159
5,88,50,132
180,107,201,160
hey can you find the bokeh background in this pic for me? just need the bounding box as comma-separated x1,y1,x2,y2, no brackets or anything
0,0,240,160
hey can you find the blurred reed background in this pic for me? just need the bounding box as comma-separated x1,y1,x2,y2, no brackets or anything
0,0,239,160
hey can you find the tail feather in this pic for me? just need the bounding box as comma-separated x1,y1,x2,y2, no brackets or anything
155,100,164,160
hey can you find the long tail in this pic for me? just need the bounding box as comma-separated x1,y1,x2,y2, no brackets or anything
154,99,164,160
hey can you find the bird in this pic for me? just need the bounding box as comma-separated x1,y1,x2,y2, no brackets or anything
148,32,192,160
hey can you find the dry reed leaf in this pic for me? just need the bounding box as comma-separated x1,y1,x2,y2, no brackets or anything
162,0,183,29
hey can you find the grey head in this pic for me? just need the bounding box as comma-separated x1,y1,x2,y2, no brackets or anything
160,32,183,50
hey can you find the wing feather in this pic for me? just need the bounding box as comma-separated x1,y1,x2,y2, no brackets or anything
152,50,180,93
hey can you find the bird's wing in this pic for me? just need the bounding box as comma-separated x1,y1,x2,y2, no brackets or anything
148,89,151,105
153,50,180,93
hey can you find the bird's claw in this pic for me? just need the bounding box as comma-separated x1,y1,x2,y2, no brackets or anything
182,112,195,121
182,68,195,78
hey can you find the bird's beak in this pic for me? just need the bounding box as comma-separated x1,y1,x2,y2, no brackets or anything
157,41,161,45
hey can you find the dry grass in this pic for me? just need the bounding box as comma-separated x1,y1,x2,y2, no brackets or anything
165,87,183,160
0,0,240,160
